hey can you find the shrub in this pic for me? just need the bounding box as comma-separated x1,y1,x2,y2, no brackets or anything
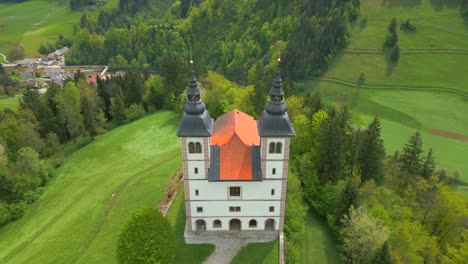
125,104,145,122
401,19,416,32
117,206,176,264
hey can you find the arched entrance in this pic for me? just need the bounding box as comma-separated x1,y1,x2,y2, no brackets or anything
265,219,275,231
229,219,241,231
195,219,206,232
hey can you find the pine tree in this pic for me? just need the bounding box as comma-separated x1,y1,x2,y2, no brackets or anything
335,179,359,226
340,107,356,177
400,131,423,180
358,116,385,185
305,91,324,117
388,18,397,34
391,44,400,62
316,107,345,183
372,241,393,264
421,148,436,180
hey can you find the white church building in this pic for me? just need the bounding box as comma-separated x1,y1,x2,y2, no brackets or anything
177,60,294,237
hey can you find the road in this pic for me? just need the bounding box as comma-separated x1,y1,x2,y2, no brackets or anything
0,52,10,63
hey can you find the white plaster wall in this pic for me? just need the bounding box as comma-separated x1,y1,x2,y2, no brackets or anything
191,217,280,231
190,200,281,218
264,160,284,179
188,180,284,200
187,161,206,180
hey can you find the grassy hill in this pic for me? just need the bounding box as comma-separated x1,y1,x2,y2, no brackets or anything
0,0,120,60
0,111,181,263
302,0,468,184
0,96,20,111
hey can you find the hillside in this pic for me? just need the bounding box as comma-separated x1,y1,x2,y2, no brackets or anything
0,111,181,263
304,0,468,185
0,0,120,60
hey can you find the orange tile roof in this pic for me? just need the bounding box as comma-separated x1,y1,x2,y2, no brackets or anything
211,109,260,181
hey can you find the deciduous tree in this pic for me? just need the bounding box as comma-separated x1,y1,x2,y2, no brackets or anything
117,206,176,264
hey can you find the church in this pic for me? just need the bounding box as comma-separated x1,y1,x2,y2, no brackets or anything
177,60,294,237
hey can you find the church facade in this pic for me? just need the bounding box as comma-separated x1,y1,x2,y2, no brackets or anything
177,60,294,236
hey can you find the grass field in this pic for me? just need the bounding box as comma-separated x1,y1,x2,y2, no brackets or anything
166,189,215,264
0,0,119,59
231,240,278,264
299,210,343,264
0,111,182,263
302,0,468,184
0,96,20,111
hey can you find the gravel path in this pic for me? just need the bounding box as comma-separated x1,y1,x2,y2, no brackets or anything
185,231,277,264
201,238,246,264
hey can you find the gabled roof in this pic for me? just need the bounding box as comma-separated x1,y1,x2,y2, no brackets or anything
210,109,260,181
211,109,260,146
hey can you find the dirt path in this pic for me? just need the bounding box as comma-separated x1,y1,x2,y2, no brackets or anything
318,77,468,98
430,129,468,142
32,7,66,26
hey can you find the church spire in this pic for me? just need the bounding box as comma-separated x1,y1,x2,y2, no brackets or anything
257,58,295,137
177,60,213,137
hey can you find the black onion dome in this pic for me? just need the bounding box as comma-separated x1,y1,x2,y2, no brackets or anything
177,61,213,137
257,62,295,137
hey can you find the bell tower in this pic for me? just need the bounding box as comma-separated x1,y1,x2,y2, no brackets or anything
257,58,295,232
177,60,213,232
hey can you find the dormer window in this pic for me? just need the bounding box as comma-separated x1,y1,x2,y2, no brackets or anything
268,142,282,154
188,142,202,153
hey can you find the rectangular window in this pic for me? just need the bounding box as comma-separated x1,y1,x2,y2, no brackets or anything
269,206,275,212
272,168,276,175
197,207,203,213
229,187,241,197
229,206,241,212
195,190,199,196
271,189,275,195
194,167,199,174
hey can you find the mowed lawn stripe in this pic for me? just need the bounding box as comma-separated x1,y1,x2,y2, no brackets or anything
0,111,181,263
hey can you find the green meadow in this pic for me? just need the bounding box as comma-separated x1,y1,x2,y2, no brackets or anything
0,111,182,263
0,0,119,59
0,96,20,111
302,0,468,183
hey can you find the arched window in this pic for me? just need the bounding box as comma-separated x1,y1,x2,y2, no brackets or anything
213,219,222,228
249,219,257,228
275,142,282,154
188,142,195,153
269,142,275,153
268,142,282,154
195,142,202,153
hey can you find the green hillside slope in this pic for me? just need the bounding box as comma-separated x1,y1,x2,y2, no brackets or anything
303,0,468,183
0,111,181,263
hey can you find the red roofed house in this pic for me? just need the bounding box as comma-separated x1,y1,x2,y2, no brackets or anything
177,61,294,238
